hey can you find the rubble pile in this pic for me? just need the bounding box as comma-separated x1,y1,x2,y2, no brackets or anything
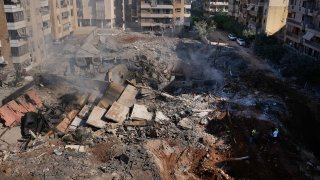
1,29,320,179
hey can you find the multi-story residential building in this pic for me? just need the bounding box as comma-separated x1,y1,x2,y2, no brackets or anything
0,0,11,65
140,0,192,31
3,0,51,71
3,0,52,71
50,0,78,41
77,0,115,28
228,0,240,17
4,0,31,70
229,0,289,36
204,0,229,13
24,0,51,69
285,0,320,59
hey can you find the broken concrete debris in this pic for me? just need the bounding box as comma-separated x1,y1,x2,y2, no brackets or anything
105,102,129,124
86,106,107,129
65,145,87,153
0,29,318,180
130,104,153,121
117,84,138,107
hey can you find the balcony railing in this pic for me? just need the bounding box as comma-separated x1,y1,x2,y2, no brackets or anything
304,40,320,51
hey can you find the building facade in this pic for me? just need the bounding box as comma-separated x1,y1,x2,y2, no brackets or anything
77,0,115,28
229,0,288,36
204,0,229,13
50,0,78,41
0,0,11,65
285,0,320,59
3,0,51,71
4,0,31,70
140,0,192,30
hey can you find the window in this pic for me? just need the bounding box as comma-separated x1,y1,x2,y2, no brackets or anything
5,11,24,22
63,23,70,31
175,8,181,12
62,12,69,19
11,44,29,57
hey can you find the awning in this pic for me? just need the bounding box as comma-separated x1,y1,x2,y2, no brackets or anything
303,32,315,41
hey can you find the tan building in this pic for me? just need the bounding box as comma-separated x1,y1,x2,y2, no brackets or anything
0,0,11,65
285,0,320,59
4,0,31,70
50,0,78,41
204,0,229,13
228,0,239,17
23,0,51,69
229,0,288,35
77,0,115,28
3,0,52,71
140,0,192,30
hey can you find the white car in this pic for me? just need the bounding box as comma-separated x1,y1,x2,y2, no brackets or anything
236,38,246,46
228,34,237,40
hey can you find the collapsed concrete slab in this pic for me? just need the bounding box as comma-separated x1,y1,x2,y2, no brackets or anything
69,116,84,131
98,82,125,109
117,85,138,107
130,104,153,121
86,106,106,128
78,105,91,119
105,102,129,124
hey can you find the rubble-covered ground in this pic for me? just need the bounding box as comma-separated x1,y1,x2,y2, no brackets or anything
1,29,320,179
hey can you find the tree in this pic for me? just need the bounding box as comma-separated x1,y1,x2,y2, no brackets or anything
194,21,208,39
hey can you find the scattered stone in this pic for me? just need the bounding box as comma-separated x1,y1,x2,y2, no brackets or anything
178,118,193,130
53,149,63,156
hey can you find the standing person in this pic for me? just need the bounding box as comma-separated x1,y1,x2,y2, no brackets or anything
249,129,257,144
272,128,279,143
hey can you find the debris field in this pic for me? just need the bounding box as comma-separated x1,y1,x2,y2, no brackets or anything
0,29,320,179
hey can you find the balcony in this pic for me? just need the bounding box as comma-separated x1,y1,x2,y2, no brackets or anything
43,27,51,35
9,39,27,47
184,4,191,9
4,4,23,13
12,53,31,64
40,0,49,7
7,20,26,30
286,18,302,28
304,40,320,51
286,31,301,43
141,4,173,9
210,2,228,6
141,13,173,18
305,24,320,37
42,14,50,21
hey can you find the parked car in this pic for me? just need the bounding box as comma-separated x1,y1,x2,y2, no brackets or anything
236,38,246,46
228,34,237,40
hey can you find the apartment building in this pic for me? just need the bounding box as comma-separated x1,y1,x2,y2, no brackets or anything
229,0,289,35
140,0,192,30
4,0,31,70
50,0,77,41
77,0,115,28
3,0,51,71
0,0,11,65
285,0,320,59
204,0,229,13
228,0,240,17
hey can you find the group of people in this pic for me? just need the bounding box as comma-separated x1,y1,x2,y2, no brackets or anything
249,127,279,144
